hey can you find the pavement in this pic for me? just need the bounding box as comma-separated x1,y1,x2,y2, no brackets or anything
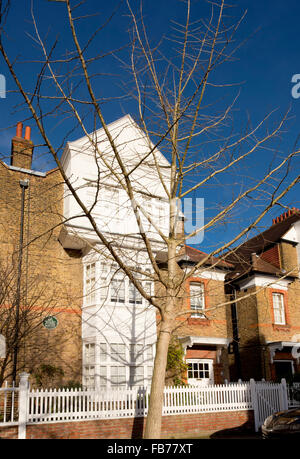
209,428,262,439
174,427,262,440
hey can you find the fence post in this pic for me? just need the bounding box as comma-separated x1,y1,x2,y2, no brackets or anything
250,379,258,432
18,372,29,439
280,378,289,411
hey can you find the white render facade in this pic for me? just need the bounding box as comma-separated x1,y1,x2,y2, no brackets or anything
59,115,172,388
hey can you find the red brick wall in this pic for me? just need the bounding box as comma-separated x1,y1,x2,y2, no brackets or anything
260,244,280,267
0,411,254,439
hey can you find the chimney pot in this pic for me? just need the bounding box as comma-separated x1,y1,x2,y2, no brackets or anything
16,122,23,138
24,126,31,141
273,207,300,225
11,124,33,169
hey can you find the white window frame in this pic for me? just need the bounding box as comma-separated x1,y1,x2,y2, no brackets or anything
83,258,154,309
189,282,206,318
83,342,96,389
272,292,286,325
186,359,214,385
84,262,97,306
129,282,143,305
83,340,155,388
110,277,125,304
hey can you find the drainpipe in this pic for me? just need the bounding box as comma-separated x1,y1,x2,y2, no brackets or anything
12,179,29,383
230,288,242,380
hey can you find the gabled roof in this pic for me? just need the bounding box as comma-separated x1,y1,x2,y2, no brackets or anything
184,245,233,269
228,211,300,264
64,114,171,168
156,245,233,270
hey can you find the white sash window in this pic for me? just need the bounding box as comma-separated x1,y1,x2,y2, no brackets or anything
272,292,286,325
85,263,96,306
190,282,205,318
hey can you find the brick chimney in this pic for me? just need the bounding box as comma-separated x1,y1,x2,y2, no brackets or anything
272,208,300,225
10,122,34,170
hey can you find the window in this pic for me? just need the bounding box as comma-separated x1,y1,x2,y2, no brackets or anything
110,278,125,303
84,365,95,389
111,366,126,386
130,344,143,364
110,343,126,386
100,342,108,362
188,361,210,380
186,359,214,385
83,342,96,389
85,263,96,305
84,343,95,363
129,366,144,386
99,366,107,388
272,292,286,325
111,343,126,363
99,264,109,301
129,282,143,305
189,282,205,318
83,341,155,388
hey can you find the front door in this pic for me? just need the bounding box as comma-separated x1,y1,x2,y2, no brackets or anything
186,359,214,386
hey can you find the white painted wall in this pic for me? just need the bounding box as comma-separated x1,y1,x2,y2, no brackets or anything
61,115,172,387
61,115,171,240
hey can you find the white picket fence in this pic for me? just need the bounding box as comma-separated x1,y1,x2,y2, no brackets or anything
1,373,299,438
0,381,19,423
287,382,300,407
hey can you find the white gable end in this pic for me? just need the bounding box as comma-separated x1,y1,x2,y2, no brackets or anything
61,115,171,243
281,226,298,244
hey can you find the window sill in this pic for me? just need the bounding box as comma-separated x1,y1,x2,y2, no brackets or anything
188,318,210,326
272,323,290,332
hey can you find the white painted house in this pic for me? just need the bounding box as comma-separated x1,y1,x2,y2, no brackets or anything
59,115,172,389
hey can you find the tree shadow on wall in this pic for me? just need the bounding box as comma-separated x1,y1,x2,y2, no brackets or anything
131,387,146,439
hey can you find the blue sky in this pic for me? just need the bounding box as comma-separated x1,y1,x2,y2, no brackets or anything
0,0,299,251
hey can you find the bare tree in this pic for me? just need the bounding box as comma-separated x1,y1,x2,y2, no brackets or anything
0,0,299,438
0,259,79,387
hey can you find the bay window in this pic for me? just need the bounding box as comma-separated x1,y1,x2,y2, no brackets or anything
83,341,154,388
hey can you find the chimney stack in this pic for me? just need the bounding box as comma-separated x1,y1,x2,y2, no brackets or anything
11,122,34,170
272,208,300,225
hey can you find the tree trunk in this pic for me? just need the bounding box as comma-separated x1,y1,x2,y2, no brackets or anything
144,317,173,439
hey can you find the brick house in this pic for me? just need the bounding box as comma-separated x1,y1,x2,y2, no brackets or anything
2,116,299,390
0,122,82,386
156,244,233,385
226,209,300,382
